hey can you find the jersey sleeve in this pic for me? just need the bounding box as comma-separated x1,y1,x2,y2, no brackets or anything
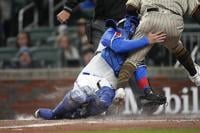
64,0,84,13
110,37,149,53
126,0,141,9
100,28,117,47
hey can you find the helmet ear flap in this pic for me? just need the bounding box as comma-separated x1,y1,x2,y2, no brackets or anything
105,19,117,29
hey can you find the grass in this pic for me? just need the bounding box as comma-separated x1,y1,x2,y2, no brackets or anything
72,128,200,133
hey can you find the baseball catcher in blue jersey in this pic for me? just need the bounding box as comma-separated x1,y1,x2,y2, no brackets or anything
35,17,166,119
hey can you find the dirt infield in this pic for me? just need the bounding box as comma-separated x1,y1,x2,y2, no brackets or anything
0,117,200,133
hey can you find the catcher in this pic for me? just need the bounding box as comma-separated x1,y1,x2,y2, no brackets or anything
35,18,166,119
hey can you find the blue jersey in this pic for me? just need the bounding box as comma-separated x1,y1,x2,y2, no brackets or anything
100,28,149,76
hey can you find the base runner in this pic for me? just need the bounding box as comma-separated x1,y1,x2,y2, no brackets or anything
117,0,200,95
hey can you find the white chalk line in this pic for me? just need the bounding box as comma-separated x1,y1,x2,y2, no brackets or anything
0,122,75,129
0,119,199,129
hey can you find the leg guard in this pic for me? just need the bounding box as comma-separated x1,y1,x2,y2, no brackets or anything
52,89,87,119
36,89,87,120
87,86,115,116
35,108,53,120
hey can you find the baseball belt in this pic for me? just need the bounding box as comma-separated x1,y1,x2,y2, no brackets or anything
146,7,181,16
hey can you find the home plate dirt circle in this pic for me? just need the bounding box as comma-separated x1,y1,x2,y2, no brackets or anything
0,118,200,133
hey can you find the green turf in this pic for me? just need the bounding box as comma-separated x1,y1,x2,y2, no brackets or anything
72,128,200,133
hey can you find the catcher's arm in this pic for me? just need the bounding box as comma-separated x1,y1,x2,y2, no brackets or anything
101,31,166,53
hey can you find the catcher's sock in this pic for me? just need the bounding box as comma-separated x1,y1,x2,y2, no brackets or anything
134,65,151,91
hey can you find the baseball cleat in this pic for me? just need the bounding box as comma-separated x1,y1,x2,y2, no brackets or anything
34,109,40,118
139,89,167,105
189,64,200,87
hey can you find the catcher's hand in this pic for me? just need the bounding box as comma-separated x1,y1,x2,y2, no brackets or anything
147,32,167,44
57,10,71,23
114,88,126,105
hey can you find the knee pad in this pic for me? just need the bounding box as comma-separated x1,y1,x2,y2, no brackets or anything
87,87,115,116
96,86,115,108
52,89,87,118
70,89,87,104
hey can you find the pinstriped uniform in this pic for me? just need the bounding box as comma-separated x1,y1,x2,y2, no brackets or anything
125,0,200,66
